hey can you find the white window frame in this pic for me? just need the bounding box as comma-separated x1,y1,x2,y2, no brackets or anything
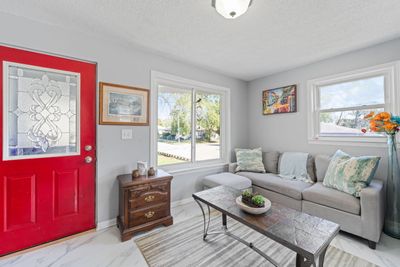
150,71,231,173
307,61,400,147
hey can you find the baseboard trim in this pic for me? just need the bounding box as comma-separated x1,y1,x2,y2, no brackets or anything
96,197,194,230
96,218,117,230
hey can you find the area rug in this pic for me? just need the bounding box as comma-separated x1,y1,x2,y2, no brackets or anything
136,212,378,267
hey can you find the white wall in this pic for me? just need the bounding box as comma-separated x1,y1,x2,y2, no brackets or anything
248,38,400,181
0,12,248,223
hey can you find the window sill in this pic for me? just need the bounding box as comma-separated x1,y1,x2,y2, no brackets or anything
308,136,398,148
159,162,228,175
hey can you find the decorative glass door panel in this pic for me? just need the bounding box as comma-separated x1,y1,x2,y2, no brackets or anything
3,62,80,160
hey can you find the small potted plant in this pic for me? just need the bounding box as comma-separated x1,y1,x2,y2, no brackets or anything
240,191,265,208
237,191,270,214
241,190,253,206
251,195,265,208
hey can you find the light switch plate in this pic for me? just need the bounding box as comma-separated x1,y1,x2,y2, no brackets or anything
121,129,133,140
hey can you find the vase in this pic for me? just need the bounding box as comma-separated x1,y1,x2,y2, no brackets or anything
384,134,400,238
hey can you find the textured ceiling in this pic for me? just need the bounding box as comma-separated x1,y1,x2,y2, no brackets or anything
1,0,400,81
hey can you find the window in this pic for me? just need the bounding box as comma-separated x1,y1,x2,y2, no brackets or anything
319,76,385,136
151,71,230,171
308,62,399,145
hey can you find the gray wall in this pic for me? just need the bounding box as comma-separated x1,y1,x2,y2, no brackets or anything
248,38,400,181
0,12,248,222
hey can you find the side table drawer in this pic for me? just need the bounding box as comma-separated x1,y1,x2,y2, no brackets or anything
129,191,169,210
128,204,169,227
128,182,169,199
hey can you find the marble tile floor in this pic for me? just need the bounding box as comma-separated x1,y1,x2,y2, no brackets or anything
1,200,400,267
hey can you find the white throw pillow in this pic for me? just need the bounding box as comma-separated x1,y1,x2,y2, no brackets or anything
235,148,266,173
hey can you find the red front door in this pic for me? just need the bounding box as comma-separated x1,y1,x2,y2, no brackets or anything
0,45,96,256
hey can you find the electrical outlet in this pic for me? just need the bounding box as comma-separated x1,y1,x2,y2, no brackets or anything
121,129,133,140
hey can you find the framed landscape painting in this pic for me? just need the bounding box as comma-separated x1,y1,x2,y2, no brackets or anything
99,82,150,125
262,84,297,115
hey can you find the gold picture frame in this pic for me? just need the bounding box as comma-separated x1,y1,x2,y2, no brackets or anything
99,82,150,125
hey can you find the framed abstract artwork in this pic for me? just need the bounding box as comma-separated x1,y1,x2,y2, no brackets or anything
99,82,150,125
262,84,297,115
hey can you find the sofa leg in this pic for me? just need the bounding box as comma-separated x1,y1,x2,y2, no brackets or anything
368,240,376,250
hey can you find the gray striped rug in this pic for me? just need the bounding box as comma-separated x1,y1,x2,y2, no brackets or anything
136,212,378,267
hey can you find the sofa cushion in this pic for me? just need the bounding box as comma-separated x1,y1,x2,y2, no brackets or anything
315,154,331,182
303,182,360,215
262,151,280,174
203,172,252,190
238,172,312,200
235,148,266,173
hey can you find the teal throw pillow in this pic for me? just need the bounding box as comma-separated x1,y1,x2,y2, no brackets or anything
323,150,380,197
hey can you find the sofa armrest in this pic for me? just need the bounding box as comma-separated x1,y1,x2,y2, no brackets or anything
360,179,385,242
228,162,238,173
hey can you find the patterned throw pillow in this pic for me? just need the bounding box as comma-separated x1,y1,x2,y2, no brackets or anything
235,148,266,173
323,150,380,197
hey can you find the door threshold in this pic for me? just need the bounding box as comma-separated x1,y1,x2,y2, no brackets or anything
0,229,96,259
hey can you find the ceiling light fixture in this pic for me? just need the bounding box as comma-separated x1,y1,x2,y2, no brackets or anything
212,0,253,19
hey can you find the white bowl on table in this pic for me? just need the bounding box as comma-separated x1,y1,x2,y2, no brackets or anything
236,196,271,215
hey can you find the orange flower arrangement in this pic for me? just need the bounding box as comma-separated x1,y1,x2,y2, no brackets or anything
362,111,400,135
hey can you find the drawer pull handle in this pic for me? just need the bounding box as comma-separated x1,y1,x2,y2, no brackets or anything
145,195,155,202
144,211,155,219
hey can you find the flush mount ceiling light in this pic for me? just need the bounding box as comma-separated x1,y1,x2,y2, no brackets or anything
212,0,253,19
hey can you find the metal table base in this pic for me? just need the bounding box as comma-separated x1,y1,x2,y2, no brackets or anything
194,199,327,267
194,199,279,267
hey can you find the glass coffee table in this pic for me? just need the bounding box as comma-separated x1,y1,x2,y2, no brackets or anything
193,185,340,267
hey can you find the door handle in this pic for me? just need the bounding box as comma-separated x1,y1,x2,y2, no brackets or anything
85,156,93,163
85,145,93,151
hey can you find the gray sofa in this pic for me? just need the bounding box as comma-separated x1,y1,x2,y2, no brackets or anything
228,152,384,249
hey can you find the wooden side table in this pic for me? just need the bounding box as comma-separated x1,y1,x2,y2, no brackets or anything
117,170,173,241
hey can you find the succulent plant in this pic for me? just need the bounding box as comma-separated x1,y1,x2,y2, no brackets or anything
241,190,254,206
242,190,253,198
251,195,265,207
